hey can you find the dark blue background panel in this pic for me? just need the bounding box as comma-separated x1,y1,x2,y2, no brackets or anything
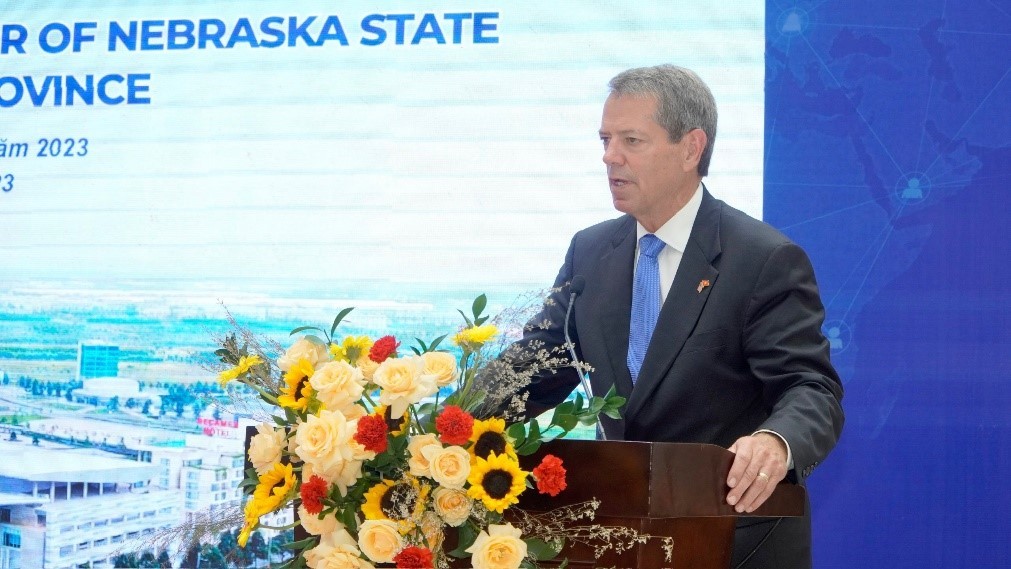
765,1,1010,567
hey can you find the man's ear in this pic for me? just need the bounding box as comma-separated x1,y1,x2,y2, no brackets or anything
682,128,707,172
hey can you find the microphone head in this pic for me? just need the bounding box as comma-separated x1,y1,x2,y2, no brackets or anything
570,275,586,295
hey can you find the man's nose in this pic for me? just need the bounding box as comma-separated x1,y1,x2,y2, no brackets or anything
602,143,623,166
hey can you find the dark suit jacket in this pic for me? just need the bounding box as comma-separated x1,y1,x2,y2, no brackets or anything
521,188,845,568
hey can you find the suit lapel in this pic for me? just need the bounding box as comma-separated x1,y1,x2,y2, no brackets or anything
625,189,723,419
591,217,636,402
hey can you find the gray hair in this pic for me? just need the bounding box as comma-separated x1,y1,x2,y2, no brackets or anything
608,64,718,176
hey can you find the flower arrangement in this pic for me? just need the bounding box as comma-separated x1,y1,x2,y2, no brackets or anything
217,295,624,569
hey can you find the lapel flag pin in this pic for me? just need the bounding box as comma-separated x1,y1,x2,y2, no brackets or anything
697,279,711,293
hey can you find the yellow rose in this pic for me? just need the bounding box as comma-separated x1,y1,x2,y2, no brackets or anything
278,336,331,372
294,410,363,495
298,504,343,537
357,520,404,563
248,423,285,476
407,433,442,478
466,523,527,569
310,361,365,414
422,445,471,489
304,529,375,569
373,356,437,419
433,487,472,527
420,351,459,387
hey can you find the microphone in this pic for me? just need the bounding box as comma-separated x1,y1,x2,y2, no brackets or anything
562,275,605,439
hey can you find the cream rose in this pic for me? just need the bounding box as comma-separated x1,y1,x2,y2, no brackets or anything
355,354,381,381
278,336,331,372
298,504,343,536
433,487,472,527
422,445,471,489
407,433,442,478
304,529,375,569
294,410,363,495
420,351,459,387
310,361,365,414
248,423,286,475
466,523,527,569
373,356,437,418
357,520,404,563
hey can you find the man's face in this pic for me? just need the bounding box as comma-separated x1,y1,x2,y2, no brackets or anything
599,94,701,231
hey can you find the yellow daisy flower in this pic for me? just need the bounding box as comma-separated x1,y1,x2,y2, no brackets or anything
218,354,264,386
466,452,528,513
452,324,498,350
469,418,517,461
340,335,374,363
277,358,315,411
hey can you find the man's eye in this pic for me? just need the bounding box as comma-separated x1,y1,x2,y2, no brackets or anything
626,137,639,144
600,137,610,146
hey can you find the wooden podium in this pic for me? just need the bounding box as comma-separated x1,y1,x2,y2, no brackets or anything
245,430,804,569
508,439,805,569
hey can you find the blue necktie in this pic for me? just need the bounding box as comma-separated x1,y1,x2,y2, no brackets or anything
628,234,666,383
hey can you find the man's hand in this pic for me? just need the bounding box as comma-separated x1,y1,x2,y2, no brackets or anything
726,433,788,513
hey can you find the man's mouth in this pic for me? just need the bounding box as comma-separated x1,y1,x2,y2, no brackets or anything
609,177,631,187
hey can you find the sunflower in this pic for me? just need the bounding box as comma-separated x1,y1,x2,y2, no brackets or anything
469,418,516,461
249,462,297,518
466,452,528,513
373,404,409,436
277,358,315,411
361,476,431,528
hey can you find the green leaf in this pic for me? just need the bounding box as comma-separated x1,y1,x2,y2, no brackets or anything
588,396,606,414
282,537,318,550
329,307,355,337
525,537,563,561
448,521,479,557
457,309,474,328
288,325,325,336
472,294,488,319
573,392,584,410
427,334,449,352
528,418,542,441
506,421,526,442
552,401,575,420
410,347,421,356
556,413,578,433
520,439,542,454
603,408,623,420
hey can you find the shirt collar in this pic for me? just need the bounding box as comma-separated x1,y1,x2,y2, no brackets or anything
635,182,704,253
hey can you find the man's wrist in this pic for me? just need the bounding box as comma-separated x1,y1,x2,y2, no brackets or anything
753,429,793,469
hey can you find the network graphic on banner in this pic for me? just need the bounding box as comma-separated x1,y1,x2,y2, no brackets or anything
765,1,1009,566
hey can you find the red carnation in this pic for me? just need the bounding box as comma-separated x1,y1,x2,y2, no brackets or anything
532,454,567,496
300,475,329,515
369,335,400,363
393,545,434,568
354,414,389,453
435,405,474,446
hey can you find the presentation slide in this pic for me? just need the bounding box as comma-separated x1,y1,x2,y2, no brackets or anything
1,1,763,384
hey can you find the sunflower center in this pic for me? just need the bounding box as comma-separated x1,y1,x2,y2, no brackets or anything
481,470,513,499
380,483,416,519
474,432,506,459
382,407,402,432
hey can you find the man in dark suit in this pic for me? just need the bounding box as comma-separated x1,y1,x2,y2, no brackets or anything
520,65,844,568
